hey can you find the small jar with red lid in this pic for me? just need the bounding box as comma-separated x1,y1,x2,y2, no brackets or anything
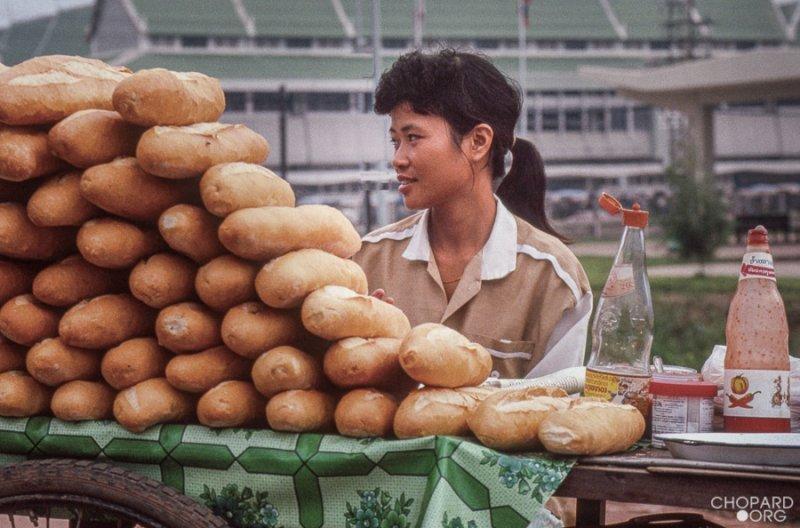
650,379,717,447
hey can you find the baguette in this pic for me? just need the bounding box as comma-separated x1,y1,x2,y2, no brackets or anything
165,345,250,393
0,294,60,346
51,380,115,421
0,260,37,305
80,158,195,222
195,254,257,312
256,249,368,309
0,55,130,125
0,203,75,260
221,302,304,359
251,345,322,398
27,171,100,226
467,387,570,451
136,122,269,179
33,255,125,307
101,337,170,390
323,337,406,389
219,205,361,261
59,293,155,349
197,380,265,428
156,302,222,353
335,388,398,438
0,336,26,373
398,323,492,388
48,110,142,167
113,69,225,127
0,371,51,417
393,387,495,438
301,285,410,341
129,253,196,309
158,204,225,263
26,337,101,386
77,218,162,269
200,162,294,217
538,399,646,455
113,377,194,433
266,389,336,433
0,125,66,181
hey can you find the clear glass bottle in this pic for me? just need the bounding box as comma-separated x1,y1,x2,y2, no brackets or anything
584,194,653,420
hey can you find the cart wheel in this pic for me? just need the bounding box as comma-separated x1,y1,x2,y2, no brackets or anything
0,459,229,528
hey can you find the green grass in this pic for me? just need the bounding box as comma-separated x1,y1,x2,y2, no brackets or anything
579,256,800,371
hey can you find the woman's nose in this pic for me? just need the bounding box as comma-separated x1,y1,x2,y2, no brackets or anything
392,145,409,170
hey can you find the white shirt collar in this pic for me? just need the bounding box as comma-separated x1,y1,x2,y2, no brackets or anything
401,197,518,281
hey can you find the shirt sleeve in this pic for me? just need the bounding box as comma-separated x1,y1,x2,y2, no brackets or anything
525,290,593,379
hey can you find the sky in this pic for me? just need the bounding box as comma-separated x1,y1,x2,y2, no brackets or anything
0,0,93,28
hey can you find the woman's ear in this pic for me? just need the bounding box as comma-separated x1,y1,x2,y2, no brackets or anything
464,124,494,163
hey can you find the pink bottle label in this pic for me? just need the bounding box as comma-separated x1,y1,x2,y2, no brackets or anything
723,369,790,419
739,252,775,281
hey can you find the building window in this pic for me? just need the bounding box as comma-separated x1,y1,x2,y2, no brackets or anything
623,40,644,49
225,92,246,112
526,108,537,131
564,40,587,50
536,40,559,49
476,38,500,49
587,107,605,132
317,38,344,48
592,40,614,49
564,108,582,131
541,109,559,131
633,107,653,131
150,35,176,47
736,40,756,50
649,40,670,50
382,38,408,49
253,92,285,112
306,92,350,112
180,36,208,48
286,38,313,48
255,36,280,47
610,107,628,131
212,36,240,48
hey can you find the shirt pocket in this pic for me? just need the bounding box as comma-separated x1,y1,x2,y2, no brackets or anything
464,333,538,378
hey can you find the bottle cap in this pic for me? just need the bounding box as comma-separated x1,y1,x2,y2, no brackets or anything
747,225,769,246
598,193,649,228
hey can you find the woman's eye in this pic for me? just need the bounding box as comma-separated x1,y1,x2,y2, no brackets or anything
390,138,399,149
408,134,420,142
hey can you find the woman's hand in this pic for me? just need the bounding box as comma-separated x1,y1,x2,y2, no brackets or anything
371,289,395,305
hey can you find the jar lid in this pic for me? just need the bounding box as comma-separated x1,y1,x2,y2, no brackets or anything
650,379,718,397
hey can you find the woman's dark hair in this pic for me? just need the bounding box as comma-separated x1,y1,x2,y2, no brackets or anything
374,48,566,242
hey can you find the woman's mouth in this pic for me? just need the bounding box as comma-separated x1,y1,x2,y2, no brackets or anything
397,175,417,195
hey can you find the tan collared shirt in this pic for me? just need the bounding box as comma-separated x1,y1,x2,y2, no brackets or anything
352,199,593,379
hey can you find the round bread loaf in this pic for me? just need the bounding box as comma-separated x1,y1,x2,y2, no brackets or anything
51,380,115,421
393,387,495,438
48,109,142,167
26,337,100,386
301,286,410,341
195,255,257,312
221,302,304,359
0,336,26,373
251,345,322,398
0,124,66,181
219,205,361,261
256,249,367,309
129,253,196,309
0,370,51,417
335,388,398,438
165,345,250,393
323,337,406,389
101,337,171,390
27,171,100,227
77,218,162,269
0,203,75,260
113,377,194,433
59,293,155,349
0,294,60,345
0,260,37,305
197,380,265,428
33,255,125,307
200,162,294,217
158,204,225,263
266,389,336,433
156,302,221,353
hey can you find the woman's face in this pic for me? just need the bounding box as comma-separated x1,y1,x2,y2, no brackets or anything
389,102,473,210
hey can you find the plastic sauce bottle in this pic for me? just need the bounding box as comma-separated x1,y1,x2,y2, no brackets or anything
584,193,653,421
724,225,791,432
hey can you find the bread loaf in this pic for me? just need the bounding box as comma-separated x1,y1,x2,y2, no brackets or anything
48,110,142,167
221,302,304,359
26,337,100,386
323,337,406,389
33,255,124,307
51,380,114,420
251,345,322,398
256,249,368,309
80,158,195,222
266,389,336,433
394,387,495,438
467,387,570,451
113,69,225,127
77,218,162,269
0,125,66,181
301,286,410,341
0,336,26,373
200,162,294,217
398,323,491,388
59,293,155,349
158,204,224,263
0,260,37,305
197,380,265,428
0,294,60,345
113,377,194,433
0,203,75,260
0,55,130,125
27,171,100,226
195,255,257,312
0,371,51,417
538,399,646,455
219,205,361,261
129,253,196,309
156,302,222,353
165,345,250,393
101,337,170,390
136,122,268,179
335,388,398,438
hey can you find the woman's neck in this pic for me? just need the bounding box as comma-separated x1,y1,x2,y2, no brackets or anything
428,183,497,257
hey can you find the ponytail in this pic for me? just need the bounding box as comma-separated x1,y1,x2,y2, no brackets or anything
496,138,568,243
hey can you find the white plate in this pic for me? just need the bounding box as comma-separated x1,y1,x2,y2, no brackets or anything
656,433,800,466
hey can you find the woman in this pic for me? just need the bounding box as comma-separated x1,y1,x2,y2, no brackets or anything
352,49,592,380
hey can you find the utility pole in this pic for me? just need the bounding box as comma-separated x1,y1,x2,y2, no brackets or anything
413,0,425,48
517,0,529,137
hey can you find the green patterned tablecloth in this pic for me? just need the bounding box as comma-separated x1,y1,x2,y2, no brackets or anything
0,417,574,528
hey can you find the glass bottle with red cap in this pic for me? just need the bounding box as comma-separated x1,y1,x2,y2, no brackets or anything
724,225,791,432
584,193,653,420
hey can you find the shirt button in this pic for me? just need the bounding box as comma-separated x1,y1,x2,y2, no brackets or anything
491,370,500,378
